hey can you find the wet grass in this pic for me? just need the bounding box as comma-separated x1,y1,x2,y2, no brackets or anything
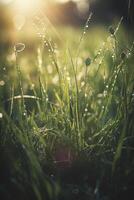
0,15,134,200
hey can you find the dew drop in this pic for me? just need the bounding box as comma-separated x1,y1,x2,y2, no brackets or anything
85,108,88,112
106,85,109,89
31,83,35,89
0,80,5,86
81,81,85,87
103,90,107,97
85,93,87,98
67,76,70,81
0,113,3,119
128,52,131,56
23,112,27,117
14,43,25,53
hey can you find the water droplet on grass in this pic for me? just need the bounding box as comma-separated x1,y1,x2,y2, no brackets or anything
46,97,49,102
103,90,107,97
0,113,3,119
85,93,87,98
31,83,35,89
85,108,88,112
23,112,27,116
67,76,70,81
81,81,85,87
14,43,25,53
0,80,5,86
128,52,131,56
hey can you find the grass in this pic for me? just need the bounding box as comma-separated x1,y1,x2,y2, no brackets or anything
0,13,134,200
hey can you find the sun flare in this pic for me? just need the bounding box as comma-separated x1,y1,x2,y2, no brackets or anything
13,0,42,14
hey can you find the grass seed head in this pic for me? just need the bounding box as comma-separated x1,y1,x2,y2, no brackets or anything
109,26,115,35
120,52,127,60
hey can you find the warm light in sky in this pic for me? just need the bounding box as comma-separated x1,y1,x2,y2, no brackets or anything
0,0,90,18
55,0,89,14
0,0,43,14
0,0,13,4
56,0,82,3
13,0,42,14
